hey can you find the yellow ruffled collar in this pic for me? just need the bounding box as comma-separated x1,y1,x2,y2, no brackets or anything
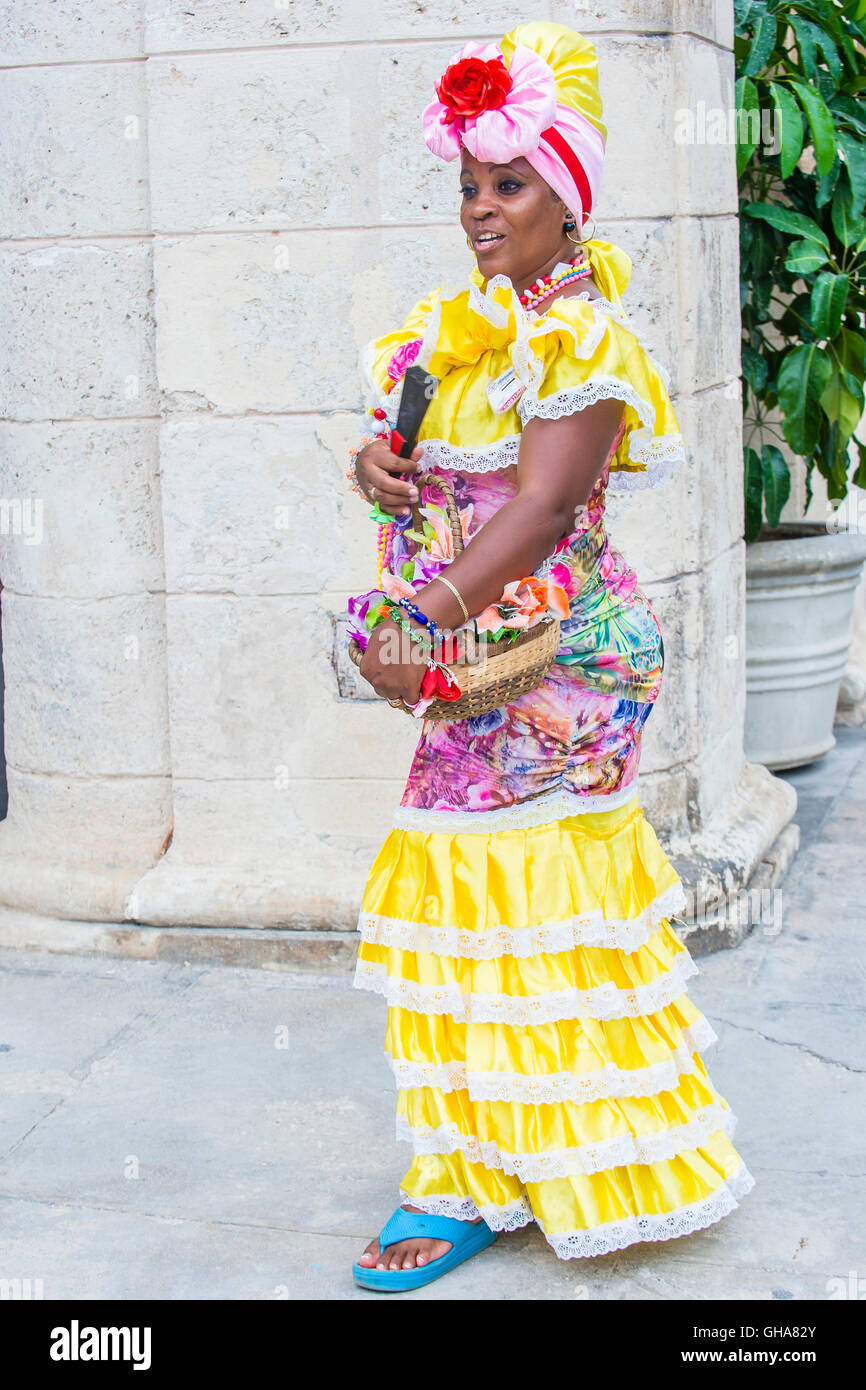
418,238,634,391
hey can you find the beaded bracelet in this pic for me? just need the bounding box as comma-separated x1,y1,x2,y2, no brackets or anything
384,600,452,646
390,612,434,653
381,597,432,639
347,410,391,497
397,595,445,642
346,435,372,496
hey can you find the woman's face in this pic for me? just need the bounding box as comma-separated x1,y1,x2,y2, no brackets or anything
459,151,572,293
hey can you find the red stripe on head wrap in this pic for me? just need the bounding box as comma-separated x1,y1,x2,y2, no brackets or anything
540,124,594,220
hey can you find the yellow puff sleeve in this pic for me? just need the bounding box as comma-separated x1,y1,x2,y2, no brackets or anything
513,294,687,490
360,287,445,406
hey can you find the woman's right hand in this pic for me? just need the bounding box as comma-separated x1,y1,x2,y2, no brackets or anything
355,439,424,516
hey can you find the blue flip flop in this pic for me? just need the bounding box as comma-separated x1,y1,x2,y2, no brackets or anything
352,1206,497,1292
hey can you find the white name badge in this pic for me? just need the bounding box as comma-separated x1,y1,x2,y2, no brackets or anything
486,366,525,415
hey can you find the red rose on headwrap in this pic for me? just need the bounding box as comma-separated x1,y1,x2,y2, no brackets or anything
423,42,557,164
435,56,512,120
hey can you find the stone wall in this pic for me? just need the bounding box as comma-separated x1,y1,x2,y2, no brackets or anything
0,1,795,944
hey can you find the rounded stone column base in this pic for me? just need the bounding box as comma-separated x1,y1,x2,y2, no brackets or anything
0,761,799,962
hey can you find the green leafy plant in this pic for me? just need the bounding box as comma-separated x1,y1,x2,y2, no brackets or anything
736,0,866,540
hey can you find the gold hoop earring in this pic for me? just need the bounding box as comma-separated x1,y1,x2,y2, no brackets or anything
466,234,474,251
564,211,597,244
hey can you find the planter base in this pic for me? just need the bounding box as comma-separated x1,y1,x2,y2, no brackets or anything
746,523,866,770
759,734,836,772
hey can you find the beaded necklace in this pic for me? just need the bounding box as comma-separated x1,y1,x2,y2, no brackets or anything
518,250,593,312
376,518,393,585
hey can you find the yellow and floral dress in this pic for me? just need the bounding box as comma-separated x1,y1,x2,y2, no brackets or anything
347,239,755,1258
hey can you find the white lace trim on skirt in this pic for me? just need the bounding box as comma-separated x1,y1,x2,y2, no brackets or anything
353,949,699,1025
386,1016,719,1105
399,1162,756,1256
538,1161,757,1258
358,880,688,960
392,778,640,834
398,1190,535,1232
395,1102,737,1181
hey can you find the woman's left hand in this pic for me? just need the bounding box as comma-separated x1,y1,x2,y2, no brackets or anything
359,618,429,706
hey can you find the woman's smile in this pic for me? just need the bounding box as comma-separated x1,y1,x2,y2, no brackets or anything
472,229,507,255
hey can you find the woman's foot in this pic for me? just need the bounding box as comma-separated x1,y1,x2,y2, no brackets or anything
356,1204,482,1271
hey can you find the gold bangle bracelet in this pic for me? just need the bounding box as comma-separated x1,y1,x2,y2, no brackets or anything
433,573,469,623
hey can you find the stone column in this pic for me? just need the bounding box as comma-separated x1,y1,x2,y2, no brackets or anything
0,0,797,954
0,3,173,920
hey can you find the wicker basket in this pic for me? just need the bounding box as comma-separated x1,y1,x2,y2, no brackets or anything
348,472,561,721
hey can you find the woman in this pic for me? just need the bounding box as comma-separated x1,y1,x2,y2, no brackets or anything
346,21,754,1290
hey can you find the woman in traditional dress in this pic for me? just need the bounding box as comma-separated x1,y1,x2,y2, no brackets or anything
346,20,754,1291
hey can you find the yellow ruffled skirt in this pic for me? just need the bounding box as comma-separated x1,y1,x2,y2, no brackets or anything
354,792,755,1258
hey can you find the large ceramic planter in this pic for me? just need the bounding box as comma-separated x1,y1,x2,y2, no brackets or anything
745,521,866,769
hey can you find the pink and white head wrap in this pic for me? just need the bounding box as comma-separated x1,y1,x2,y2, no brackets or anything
422,21,607,232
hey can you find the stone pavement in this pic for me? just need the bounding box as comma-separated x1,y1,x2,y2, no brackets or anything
0,729,863,1301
